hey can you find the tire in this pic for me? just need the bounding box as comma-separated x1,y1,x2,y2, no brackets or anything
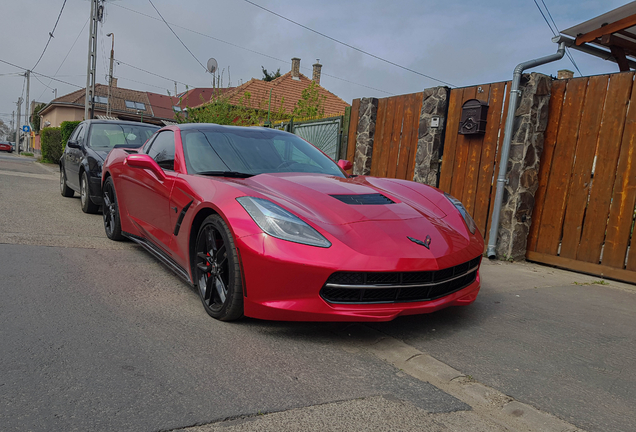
80,171,99,214
194,215,243,321
60,166,74,197
102,177,123,241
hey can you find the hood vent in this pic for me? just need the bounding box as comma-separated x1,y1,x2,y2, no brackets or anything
330,193,395,205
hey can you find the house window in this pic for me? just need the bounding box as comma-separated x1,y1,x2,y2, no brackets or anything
173,106,182,112
94,96,108,104
125,100,146,111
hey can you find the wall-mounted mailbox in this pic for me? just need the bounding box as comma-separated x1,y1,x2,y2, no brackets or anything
459,99,489,135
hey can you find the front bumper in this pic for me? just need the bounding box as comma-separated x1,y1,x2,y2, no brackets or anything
236,232,483,322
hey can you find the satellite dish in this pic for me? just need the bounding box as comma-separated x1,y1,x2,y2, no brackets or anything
207,58,218,74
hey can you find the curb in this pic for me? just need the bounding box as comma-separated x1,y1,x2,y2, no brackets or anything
337,324,585,432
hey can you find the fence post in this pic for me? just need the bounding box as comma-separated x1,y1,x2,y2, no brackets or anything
495,72,553,260
353,98,379,175
413,86,449,186
339,106,351,161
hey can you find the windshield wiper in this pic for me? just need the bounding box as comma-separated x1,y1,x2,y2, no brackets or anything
196,171,254,178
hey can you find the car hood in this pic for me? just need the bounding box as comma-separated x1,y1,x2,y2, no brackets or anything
231,173,471,259
237,173,443,224
89,149,109,161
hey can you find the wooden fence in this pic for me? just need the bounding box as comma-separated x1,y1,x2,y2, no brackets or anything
526,72,636,283
438,82,511,243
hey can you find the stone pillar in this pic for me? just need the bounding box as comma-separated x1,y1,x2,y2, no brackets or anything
413,86,449,186
557,69,574,80
496,72,552,260
353,98,379,175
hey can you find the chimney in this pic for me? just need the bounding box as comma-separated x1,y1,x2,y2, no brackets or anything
312,60,322,85
291,57,300,80
110,77,118,87
557,69,574,80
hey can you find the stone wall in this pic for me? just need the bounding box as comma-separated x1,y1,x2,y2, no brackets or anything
495,73,553,260
353,98,378,175
413,87,449,186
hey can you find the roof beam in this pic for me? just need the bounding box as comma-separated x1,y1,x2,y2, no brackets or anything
576,13,636,45
599,34,636,57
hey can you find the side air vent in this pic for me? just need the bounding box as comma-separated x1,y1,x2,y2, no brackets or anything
330,193,395,205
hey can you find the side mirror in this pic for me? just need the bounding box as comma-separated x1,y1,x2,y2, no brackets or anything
66,140,81,149
337,159,353,171
125,154,166,181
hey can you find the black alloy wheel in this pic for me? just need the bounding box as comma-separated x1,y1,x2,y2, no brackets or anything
102,177,123,241
60,166,74,197
194,215,243,321
80,171,99,214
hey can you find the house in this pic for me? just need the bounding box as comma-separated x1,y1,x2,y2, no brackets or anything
195,58,350,117
38,80,226,129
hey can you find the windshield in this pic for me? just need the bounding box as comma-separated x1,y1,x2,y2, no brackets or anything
181,128,345,177
88,123,158,149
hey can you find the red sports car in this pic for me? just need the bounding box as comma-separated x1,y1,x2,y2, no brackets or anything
0,141,13,153
102,124,483,321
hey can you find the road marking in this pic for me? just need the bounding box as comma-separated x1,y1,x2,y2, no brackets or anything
0,169,57,180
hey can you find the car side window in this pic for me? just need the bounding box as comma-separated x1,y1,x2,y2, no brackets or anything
76,124,87,144
70,124,85,143
146,131,175,171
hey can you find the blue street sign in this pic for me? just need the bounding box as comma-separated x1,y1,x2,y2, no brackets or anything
22,125,31,133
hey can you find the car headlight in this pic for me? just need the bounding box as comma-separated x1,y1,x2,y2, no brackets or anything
444,193,477,234
236,197,331,248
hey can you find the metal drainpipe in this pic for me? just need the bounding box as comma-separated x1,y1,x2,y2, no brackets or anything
487,42,566,259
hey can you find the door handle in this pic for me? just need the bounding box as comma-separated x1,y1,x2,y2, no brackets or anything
171,206,178,213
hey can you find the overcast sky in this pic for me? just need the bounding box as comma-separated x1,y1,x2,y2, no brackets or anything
0,0,630,128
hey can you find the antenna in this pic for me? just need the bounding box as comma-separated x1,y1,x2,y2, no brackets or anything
207,58,218,74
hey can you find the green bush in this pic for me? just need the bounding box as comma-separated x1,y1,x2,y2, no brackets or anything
60,120,81,149
40,127,63,164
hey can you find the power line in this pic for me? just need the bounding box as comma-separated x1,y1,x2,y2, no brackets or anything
147,0,208,72
241,0,456,87
109,2,395,95
532,0,583,76
37,18,89,101
32,0,68,71
115,59,193,87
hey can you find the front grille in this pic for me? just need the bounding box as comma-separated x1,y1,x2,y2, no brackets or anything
330,193,395,205
321,256,481,304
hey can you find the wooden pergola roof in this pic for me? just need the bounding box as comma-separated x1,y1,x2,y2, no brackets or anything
561,1,636,71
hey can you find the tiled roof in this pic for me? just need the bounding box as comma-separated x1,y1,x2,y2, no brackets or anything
195,72,349,117
178,88,234,108
45,84,156,117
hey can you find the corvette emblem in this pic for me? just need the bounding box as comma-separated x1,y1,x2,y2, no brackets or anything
408,235,431,249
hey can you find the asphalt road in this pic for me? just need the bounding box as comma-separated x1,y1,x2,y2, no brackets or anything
1,154,634,432
0,155,465,431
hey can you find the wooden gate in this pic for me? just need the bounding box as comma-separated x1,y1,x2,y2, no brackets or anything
369,93,424,180
438,82,511,242
526,72,636,284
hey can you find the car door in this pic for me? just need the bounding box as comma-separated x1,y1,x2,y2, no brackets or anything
122,130,177,255
64,123,86,190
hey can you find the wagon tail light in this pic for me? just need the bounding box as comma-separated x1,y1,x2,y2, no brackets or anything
236,197,331,248
444,193,477,234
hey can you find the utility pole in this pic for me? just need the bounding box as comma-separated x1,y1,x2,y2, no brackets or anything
15,97,22,154
11,111,14,134
25,70,30,152
106,32,114,117
174,81,178,98
84,0,100,120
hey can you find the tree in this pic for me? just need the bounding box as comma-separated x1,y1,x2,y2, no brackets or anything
292,81,326,119
0,119,10,141
31,103,46,133
261,66,281,82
